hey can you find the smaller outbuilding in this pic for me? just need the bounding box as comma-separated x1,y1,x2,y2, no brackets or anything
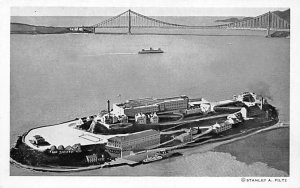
57,145,65,151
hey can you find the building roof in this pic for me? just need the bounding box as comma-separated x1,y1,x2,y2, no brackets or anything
65,145,73,151
116,95,189,109
50,145,57,151
57,145,65,150
108,129,159,142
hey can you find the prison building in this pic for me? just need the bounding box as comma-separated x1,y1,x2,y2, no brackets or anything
113,95,189,117
106,129,160,157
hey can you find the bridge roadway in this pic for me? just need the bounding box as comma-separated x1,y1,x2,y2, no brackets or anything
159,113,229,131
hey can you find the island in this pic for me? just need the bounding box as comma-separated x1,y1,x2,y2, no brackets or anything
10,23,93,34
10,91,282,172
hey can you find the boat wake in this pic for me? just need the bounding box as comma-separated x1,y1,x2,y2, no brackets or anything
82,52,137,56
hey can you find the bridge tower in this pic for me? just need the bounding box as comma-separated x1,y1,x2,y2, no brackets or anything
267,11,271,37
128,9,132,34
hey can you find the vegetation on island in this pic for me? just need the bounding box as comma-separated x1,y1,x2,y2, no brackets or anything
270,31,290,38
10,23,92,34
11,23,70,34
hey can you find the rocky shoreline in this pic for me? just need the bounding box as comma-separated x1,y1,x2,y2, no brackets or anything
269,31,290,38
10,121,285,173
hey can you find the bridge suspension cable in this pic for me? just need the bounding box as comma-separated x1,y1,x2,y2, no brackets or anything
88,9,290,34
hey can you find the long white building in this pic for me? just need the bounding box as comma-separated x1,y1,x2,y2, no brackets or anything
113,95,189,117
106,129,160,157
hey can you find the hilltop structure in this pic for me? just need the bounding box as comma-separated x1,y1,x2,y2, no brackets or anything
113,95,189,117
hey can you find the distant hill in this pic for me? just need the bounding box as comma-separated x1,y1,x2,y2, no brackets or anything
215,17,253,23
11,22,71,34
272,9,290,23
215,9,290,24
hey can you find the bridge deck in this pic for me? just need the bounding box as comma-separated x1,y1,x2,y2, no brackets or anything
73,9,289,35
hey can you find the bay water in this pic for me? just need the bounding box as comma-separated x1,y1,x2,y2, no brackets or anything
10,16,289,176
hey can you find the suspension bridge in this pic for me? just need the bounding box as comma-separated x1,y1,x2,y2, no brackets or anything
70,9,290,36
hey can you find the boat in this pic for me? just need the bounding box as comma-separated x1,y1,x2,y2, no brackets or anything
138,48,164,54
142,154,163,164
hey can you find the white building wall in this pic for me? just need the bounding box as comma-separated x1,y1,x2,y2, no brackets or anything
113,104,125,115
125,105,159,116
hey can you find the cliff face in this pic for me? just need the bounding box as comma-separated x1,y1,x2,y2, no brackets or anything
11,23,71,34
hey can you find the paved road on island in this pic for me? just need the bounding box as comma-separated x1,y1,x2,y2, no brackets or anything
159,113,229,127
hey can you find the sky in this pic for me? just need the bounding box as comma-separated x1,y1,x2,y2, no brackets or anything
11,7,289,17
